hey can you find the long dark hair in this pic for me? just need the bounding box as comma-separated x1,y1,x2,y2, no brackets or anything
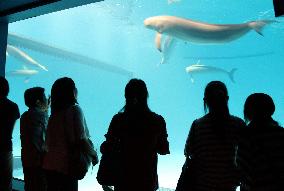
244,93,276,124
204,81,230,118
121,78,150,114
203,81,230,138
50,77,77,115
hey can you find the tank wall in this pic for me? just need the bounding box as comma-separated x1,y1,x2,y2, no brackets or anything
6,1,284,190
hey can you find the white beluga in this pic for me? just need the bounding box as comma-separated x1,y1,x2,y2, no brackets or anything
144,15,275,51
158,35,178,64
168,0,181,4
6,66,39,83
6,67,39,76
6,45,48,71
186,60,237,83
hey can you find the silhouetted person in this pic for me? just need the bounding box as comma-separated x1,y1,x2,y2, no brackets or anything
184,81,245,191
273,0,284,17
101,78,170,191
20,87,49,191
0,76,20,191
42,77,98,191
237,93,284,191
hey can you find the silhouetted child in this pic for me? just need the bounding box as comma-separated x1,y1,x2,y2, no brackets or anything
20,87,49,191
237,93,284,191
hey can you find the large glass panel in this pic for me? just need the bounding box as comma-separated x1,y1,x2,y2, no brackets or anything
6,0,284,190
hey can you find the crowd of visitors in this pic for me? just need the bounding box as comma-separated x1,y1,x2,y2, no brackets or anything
0,76,283,191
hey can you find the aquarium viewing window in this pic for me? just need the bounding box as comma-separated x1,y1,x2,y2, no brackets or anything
1,0,284,191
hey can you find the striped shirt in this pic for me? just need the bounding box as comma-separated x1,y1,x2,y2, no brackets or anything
185,114,245,191
237,120,284,191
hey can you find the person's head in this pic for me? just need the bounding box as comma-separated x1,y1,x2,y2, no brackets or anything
203,81,229,116
124,78,149,112
51,77,77,115
24,87,49,111
244,93,275,123
0,76,9,98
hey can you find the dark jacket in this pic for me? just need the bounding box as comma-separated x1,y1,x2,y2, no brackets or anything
0,98,20,152
185,114,245,191
237,119,284,191
102,111,170,191
20,108,48,168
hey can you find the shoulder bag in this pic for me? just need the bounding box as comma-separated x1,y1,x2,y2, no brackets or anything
96,138,122,186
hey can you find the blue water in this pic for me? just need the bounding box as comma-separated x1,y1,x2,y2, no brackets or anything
5,0,284,190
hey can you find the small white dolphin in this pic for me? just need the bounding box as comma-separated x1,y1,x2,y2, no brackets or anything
6,66,39,83
186,60,237,83
168,0,181,4
144,16,275,51
6,45,48,71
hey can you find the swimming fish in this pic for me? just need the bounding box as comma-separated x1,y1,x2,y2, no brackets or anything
185,61,237,83
6,45,48,71
144,15,275,51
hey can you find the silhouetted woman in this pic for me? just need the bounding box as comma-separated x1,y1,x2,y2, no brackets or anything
0,76,20,191
101,79,170,191
184,81,245,191
237,93,284,191
43,77,98,191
